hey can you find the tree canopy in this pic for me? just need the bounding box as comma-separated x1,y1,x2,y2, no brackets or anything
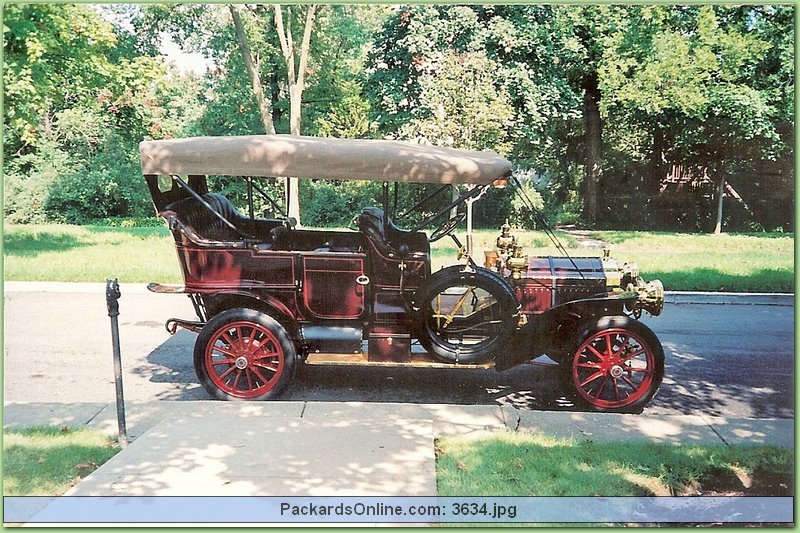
3,3,793,232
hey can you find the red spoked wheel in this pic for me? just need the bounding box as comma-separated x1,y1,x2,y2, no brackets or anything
569,316,664,413
194,308,296,401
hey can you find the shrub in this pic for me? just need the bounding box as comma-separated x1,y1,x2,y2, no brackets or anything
3,140,75,224
44,166,150,224
43,138,151,224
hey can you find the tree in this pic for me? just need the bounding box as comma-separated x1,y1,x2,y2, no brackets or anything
365,6,518,228
3,4,117,156
229,5,275,135
601,5,790,233
366,5,620,226
399,51,514,153
545,5,622,225
4,4,204,223
274,4,317,224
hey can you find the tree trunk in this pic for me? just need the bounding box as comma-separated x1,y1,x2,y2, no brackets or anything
714,173,726,235
650,123,664,194
229,5,275,135
43,98,52,138
275,4,317,225
582,74,602,224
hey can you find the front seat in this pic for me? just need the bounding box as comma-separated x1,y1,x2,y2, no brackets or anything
356,207,429,258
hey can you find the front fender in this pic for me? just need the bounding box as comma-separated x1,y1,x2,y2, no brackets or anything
494,293,637,371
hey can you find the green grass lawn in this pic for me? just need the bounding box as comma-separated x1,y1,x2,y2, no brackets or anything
595,231,795,293
434,228,793,292
436,431,793,498
3,426,120,496
4,224,183,284
3,223,794,292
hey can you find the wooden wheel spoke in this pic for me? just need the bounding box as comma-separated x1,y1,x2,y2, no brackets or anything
231,369,243,390
621,375,639,390
244,327,259,355
604,332,615,358
252,341,278,359
623,349,646,362
609,377,623,400
586,343,607,361
580,370,605,389
253,359,279,372
249,366,272,385
590,375,609,399
221,331,237,347
218,364,236,380
212,344,239,359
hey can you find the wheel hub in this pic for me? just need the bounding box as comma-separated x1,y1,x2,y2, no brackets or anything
235,356,249,370
609,365,624,378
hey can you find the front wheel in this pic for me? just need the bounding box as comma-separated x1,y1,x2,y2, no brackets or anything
194,308,297,401
567,316,664,413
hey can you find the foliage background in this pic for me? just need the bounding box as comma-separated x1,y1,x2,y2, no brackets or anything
3,4,793,232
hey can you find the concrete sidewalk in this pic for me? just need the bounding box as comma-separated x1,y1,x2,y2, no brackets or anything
3,401,794,500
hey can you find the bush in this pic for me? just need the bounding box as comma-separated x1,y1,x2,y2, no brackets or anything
510,180,545,228
44,166,151,224
43,138,151,224
4,170,57,224
300,182,352,227
3,140,75,224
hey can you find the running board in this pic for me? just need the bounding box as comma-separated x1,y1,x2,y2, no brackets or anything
305,352,494,369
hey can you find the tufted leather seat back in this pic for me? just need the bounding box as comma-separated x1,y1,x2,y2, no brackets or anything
357,207,429,258
165,193,245,241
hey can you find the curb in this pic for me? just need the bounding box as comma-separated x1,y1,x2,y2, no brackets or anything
665,291,794,306
3,281,153,294
4,401,794,449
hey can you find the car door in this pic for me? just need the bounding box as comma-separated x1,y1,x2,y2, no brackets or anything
301,254,368,320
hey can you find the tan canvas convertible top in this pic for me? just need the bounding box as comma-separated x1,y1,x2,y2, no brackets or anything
139,135,512,185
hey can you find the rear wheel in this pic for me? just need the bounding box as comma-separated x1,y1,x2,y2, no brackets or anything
194,308,296,401
567,316,664,413
413,266,518,364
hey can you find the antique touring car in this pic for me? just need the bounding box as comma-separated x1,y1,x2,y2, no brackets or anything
140,135,665,412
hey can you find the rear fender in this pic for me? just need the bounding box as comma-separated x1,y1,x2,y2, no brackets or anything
202,291,297,334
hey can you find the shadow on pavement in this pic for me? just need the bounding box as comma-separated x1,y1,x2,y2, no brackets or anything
142,331,585,411
141,329,793,419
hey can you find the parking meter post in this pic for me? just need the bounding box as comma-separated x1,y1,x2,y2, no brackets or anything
105,279,128,448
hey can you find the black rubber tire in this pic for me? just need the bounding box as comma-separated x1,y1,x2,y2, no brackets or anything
413,266,519,364
566,315,664,413
194,308,297,401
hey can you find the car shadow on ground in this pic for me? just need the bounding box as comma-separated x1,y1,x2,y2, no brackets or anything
142,331,584,411
141,331,794,418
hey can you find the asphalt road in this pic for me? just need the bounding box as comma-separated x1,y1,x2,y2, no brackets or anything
3,287,794,418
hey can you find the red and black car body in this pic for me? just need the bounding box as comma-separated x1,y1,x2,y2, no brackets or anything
141,135,665,412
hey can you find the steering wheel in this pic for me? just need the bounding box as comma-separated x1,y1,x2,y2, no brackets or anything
429,212,466,242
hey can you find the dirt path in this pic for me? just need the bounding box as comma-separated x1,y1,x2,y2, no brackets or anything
556,226,608,249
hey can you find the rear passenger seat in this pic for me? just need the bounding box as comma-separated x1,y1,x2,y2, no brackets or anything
163,193,249,243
